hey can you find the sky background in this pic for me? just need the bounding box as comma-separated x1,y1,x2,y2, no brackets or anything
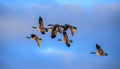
0,0,120,69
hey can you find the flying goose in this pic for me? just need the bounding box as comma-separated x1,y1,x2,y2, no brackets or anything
32,17,46,34
90,44,108,56
48,24,60,38
63,24,77,36
58,31,73,47
48,24,63,34
26,34,42,47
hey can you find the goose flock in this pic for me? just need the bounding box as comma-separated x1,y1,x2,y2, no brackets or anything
26,16,108,56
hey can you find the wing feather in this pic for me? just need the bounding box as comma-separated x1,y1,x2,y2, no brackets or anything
39,17,44,28
96,44,103,54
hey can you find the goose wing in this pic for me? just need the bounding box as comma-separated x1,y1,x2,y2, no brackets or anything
63,31,68,41
39,17,44,28
36,39,40,47
70,27,75,36
96,44,103,54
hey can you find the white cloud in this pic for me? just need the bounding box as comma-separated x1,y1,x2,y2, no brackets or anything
35,47,76,64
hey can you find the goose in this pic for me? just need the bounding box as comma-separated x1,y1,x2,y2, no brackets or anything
63,24,77,36
48,24,60,38
32,17,46,34
58,31,73,47
48,24,63,34
90,44,108,56
26,34,42,47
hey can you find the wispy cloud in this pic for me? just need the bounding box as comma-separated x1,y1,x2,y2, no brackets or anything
35,47,76,64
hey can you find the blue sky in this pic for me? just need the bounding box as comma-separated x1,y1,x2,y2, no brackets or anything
0,0,120,69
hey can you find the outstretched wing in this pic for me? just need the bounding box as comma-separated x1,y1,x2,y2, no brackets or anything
70,27,75,36
96,44,103,54
36,39,40,47
63,31,68,41
39,17,44,28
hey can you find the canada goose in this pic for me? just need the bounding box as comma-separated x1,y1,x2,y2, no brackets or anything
63,24,77,36
48,24,63,34
26,34,42,47
90,44,108,56
32,17,46,34
48,24,59,38
58,31,73,47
